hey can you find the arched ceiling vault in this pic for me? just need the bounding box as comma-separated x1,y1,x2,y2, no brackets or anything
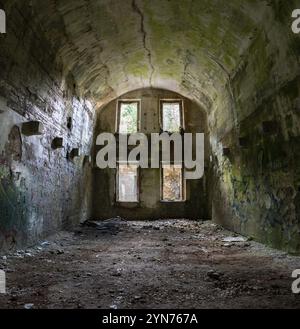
7,0,297,113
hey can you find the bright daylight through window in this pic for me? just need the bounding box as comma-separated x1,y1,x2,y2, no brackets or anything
117,164,138,202
161,101,182,133
162,165,184,202
118,101,139,134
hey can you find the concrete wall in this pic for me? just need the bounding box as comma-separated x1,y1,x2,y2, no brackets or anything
211,4,300,254
0,3,95,249
92,89,211,220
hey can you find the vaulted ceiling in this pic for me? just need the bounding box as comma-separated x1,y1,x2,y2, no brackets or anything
3,0,298,114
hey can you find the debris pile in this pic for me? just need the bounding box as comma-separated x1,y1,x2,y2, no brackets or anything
82,217,127,235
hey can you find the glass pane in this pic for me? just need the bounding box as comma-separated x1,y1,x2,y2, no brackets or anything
162,166,183,201
119,102,138,133
162,102,181,132
118,165,138,202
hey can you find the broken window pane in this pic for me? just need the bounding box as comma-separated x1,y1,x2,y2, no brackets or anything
162,166,183,201
117,164,138,202
119,102,139,133
162,102,181,132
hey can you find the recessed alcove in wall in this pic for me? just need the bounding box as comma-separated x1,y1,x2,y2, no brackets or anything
52,137,64,149
21,121,44,136
92,88,212,221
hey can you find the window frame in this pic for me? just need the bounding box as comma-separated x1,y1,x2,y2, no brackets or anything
159,99,184,133
160,164,186,203
116,162,140,203
116,99,141,134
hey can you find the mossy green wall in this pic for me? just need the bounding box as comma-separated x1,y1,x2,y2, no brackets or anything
211,3,300,253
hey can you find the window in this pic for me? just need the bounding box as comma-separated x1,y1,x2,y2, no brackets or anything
161,101,183,133
161,165,185,202
117,101,139,133
117,164,139,202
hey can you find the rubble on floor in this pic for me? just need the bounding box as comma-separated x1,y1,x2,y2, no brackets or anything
0,220,300,309
82,217,127,235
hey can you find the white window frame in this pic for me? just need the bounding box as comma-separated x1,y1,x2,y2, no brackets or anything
116,99,141,134
116,162,140,203
159,99,185,133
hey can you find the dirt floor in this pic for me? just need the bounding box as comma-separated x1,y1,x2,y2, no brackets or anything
0,219,300,309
